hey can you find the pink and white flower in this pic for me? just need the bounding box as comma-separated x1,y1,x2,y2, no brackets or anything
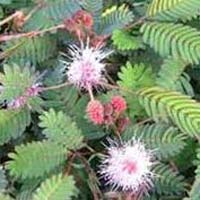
7,84,42,109
65,42,112,90
25,84,42,97
100,138,154,195
8,96,27,109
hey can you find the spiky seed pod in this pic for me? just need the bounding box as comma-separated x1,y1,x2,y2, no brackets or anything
86,100,104,125
111,96,127,113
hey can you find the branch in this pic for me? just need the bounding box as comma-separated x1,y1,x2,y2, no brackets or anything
41,81,71,91
0,5,41,27
101,82,136,96
0,11,22,27
75,152,102,200
0,24,65,42
125,16,146,31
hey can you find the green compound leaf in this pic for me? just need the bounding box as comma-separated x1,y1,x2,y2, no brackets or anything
141,22,200,64
39,109,84,150
0,108,30,145
3,36,57,65
0,64,36,103
32,174,77,200
24,0,80,31
100,4,133,35
156,58,194,96
118,62,155,91
7,141,66,179
147,0,200,21
123,123,186,160
153,163,186,195
137,87,200,137
112,29,143,51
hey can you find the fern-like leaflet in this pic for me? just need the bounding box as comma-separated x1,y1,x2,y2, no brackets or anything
100,4,133,35
112,29,143,51
7,141,66,179
0,108,30,145
117,62,155,117
32,174,77,200
153,163,185,195
39,109,84,150
156,58,194,96
24,0,80,31
123,123,186,160
137,87,200,137
2,36,57,65
147,0,200,21
140,22,200,64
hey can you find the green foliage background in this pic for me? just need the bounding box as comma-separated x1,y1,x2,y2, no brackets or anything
0,0,200,199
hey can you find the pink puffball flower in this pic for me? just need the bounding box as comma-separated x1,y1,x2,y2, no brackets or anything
7,84,42,109
100,139,154,195
111,96,127,113
25,84,42,97
8,96,27,109
86,100,104,125
66,41,112,90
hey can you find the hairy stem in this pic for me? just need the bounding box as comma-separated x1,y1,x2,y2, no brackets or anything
0,24,65,42
41,81,71,91
0,11,21,26
87,85,94,101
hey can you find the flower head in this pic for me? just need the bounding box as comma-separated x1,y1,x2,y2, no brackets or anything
64,10,93,40
111,96,127,113
25,84,42,97
7,84,42,109
86,100,104,125
66,42,111,90
100,139,154,194
73,10,93,28
8,96,27,109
